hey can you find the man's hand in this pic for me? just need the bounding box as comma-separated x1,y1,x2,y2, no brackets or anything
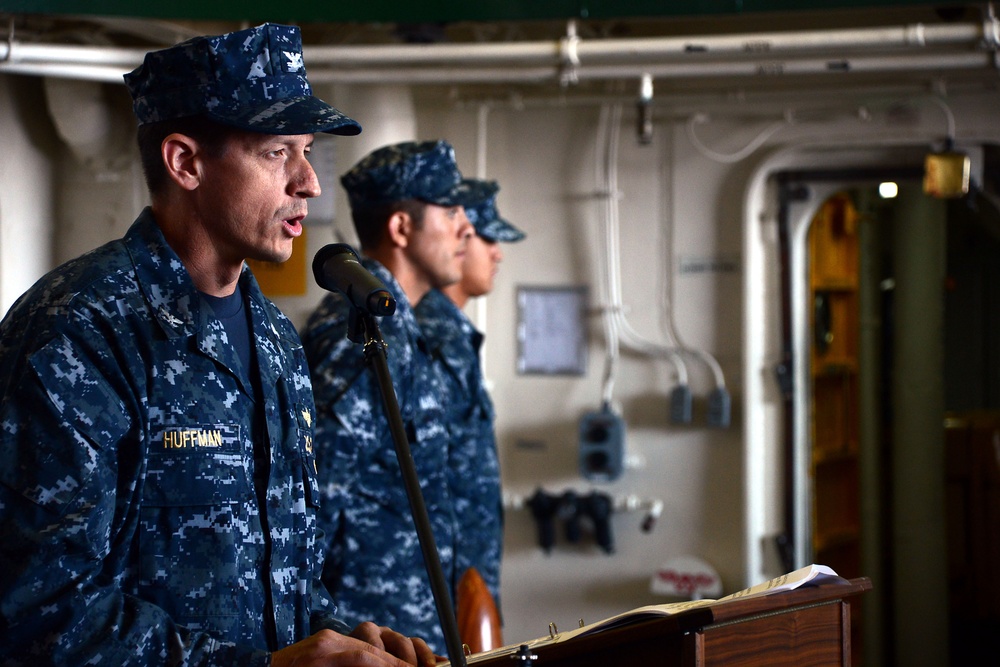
349,621,441,666
270,624,442,667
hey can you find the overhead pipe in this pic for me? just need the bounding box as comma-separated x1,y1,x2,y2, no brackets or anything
304,52,996,84
0,61,130,82
6,51,992,86
0,41,146,66
302,22,985,66
0,19,996,85
0,21,982,68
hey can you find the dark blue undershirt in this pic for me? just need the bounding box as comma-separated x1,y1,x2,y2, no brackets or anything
201,285,268,482
201,288,252,372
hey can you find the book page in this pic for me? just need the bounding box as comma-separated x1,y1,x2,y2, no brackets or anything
719,563,847,601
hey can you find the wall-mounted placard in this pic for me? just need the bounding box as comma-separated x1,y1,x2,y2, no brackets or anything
516,286,588,376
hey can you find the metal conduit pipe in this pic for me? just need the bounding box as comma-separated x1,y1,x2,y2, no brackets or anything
0,41,146,66
0,19,995,84
0,62,129,82
304,52,996,85
2,51,994,86
0,21,986,69
303,22,984,66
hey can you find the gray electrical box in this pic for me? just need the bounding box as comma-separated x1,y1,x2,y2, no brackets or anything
578,408,625,482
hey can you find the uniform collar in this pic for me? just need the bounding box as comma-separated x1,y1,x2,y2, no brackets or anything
124,208,294,381
360,257,414,317
415,288,482,355
124,208,202,338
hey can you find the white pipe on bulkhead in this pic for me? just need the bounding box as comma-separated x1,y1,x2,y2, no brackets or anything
0,19,995,85
302,22,984,66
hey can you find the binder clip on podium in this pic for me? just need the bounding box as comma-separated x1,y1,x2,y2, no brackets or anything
313,244,469,667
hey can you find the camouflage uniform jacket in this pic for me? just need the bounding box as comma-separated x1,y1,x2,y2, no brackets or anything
414,289,503,610
0,209,344,666
302,258,455,653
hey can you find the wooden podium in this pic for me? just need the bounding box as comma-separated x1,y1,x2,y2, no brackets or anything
464,578,871,667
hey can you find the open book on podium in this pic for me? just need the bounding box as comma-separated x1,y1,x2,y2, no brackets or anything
442,564,870,666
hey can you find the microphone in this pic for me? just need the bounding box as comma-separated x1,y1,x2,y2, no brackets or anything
312,243,396,316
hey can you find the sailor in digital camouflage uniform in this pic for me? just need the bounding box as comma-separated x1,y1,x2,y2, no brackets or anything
303,140,486,653
414,182,525,623
0,23,434,667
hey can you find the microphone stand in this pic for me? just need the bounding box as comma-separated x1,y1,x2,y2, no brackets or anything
347,307,468,667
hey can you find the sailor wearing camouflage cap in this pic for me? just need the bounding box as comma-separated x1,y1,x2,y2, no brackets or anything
414,179,525,630
0,22,438,667
303,139,487,652
341,139,488,208
463,180,526,243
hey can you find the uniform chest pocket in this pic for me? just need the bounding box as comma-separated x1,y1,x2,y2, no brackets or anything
144,424,252,506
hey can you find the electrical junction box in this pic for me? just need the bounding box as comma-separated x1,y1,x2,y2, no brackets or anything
579,408,625,482
670,385,693,424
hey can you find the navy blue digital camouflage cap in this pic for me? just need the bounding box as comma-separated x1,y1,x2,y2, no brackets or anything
124,23,361,136
341,140,490,210
466,180,525,243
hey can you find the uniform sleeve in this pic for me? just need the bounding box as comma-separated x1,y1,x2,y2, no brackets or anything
451,435,504,609
310,588,353,636
0,325,269,667
309,512,353,636
310,363,369,596
444,365,504,612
